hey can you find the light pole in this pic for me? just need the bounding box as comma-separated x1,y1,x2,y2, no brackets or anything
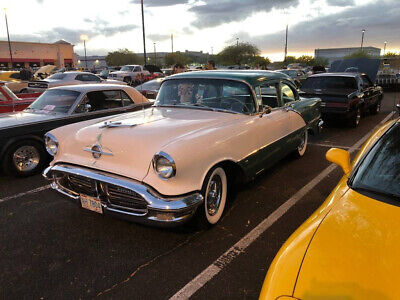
361,29,365,51
284,23,288,62
171,33,174,53
153,42,157,65
236,37,239,47
141,0,147,65
384,41,387,55
80,34,88,70
3,8,13,68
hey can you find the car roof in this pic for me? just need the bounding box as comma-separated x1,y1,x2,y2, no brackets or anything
166,70,291,86
309,72,366,78
49,84,132,92
58,71,97,76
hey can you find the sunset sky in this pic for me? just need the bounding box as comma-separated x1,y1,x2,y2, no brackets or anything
1,0,399,61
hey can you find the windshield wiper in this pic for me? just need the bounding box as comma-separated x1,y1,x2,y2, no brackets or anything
352,185,400,201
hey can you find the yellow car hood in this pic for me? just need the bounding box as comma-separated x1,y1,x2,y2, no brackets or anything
294,188,400,299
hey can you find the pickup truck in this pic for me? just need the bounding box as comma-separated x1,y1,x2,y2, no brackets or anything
108,65,150,84
300,72,383,127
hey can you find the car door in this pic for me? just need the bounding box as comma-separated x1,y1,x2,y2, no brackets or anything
255,81,294,171
360,74,377,108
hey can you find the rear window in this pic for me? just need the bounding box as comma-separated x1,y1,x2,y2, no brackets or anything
48,73,67,80
303,76,357,90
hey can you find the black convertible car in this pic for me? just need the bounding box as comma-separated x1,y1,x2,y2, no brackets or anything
0,84,150,176
300,73,383,127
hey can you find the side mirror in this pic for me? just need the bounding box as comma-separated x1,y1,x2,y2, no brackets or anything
326,148,351,175
85,103,92,112
259,105,272,117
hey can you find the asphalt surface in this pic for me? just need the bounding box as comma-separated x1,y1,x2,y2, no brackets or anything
0,92,398,299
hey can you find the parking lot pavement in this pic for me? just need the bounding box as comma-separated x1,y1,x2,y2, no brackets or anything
0,93,398,299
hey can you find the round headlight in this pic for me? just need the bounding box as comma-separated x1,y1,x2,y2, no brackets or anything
152,152,176,179
45,133,58,156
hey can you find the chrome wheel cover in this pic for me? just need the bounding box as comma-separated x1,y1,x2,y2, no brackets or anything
206,174,222,216
13,145,40,172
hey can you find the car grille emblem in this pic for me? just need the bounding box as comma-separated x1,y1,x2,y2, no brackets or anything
83,144,113,159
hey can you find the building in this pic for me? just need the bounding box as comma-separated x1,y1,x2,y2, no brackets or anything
315,47,381,64
0,40,77,69
77,55,107,70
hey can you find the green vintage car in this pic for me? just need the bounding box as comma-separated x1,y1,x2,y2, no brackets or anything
44,70,322,227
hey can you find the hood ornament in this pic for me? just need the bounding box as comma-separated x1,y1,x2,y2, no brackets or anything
99,121,137,128
83,144,113,159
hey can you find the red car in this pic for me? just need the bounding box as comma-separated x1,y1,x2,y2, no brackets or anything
0,82,42,114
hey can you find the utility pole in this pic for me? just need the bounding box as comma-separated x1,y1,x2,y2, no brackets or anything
141,0,147,65
154,42,157,65
236,37,239,47
384,41,387,55
4,8,13,68
284,24,288,62
361,29,365,51
171,33,174,53
80,35,88,70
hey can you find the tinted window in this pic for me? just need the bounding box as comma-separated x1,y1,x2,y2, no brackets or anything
29,89,80,113
136,79,162,91
134,66,141,72
48,73,67,80
121,90,134,106
156,79,255,114
9,73,21,79
76,90,126,112
351,123,400,200
76,74,101,82
120,66,134,72
302,76,357,90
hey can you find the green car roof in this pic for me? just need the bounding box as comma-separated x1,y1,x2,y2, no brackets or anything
166,70,292,87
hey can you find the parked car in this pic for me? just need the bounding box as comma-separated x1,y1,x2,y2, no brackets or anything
27,71,126,93
108,65,150,84
43,70,322,227
276,69,307,87
135,78,164,101
0,84,150,176
0,82,42,114
0,71,29,93
300,72,383,127
260,114,400,300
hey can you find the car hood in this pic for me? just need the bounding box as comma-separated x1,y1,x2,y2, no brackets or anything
294,188,400,299
54,107,239,182
0,111,60,129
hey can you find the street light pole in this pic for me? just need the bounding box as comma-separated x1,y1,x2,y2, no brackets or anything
236,37,239,47
284,23,288,62
80,35,88,70
4,8,13,68
171,33,174,53
361,29,365,51
384,41,387,55
154,42,157,65
141,0,147,65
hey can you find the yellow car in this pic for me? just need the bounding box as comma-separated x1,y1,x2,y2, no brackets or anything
260,116,400,300
0,71,28,93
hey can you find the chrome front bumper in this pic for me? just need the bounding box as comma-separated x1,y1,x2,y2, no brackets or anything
43,164,203,227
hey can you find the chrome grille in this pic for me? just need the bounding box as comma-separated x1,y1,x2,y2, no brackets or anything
107,185,147,212
67,174,96,196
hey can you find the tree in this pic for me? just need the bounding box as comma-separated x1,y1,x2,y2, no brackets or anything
344,50,372,59
164,52,191,67
283,56,297,65
105,49,142,66
296,55,314,65
383,51,400,58
217,42,260,66
249,55,271,69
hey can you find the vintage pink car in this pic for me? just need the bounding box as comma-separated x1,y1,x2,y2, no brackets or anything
0,82,42,114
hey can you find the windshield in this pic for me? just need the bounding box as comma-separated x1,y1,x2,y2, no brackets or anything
155,78,255,114
120,66,134,72
48,73,67,80
136,79,162,91
302,76,357,90
28,89,80,113
350,123,400,201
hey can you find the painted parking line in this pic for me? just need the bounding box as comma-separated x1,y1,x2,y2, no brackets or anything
0,185,50,204
170,111,396,300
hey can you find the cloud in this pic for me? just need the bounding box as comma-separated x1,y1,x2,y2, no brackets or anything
327,0,355,6
130,0,189,6
189,0,299,29
227,0,400,56
148,34,171,41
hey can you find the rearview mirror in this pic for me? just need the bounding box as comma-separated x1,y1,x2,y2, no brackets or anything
326,148,351,175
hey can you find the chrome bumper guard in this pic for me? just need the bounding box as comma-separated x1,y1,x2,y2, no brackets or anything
43,164,203,226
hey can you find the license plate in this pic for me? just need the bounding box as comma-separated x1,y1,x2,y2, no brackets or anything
80,194,103,214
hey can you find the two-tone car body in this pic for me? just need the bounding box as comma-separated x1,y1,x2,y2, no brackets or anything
27,71,126,93
301,72,383,127
260,114,400,300
43,70,322,227
0,84,150,176
0,71,29,93
0,82,42,113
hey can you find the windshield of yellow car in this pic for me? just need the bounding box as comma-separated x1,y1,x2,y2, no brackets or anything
350,122,400,201
27,89,80,114
155,78,256,114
